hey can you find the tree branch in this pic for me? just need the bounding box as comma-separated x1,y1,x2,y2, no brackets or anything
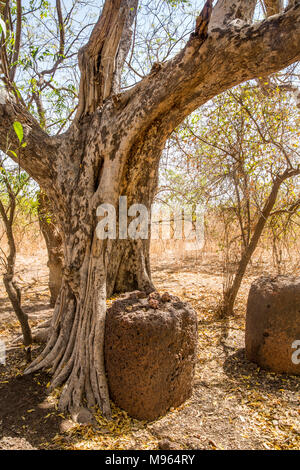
112,0,138,93
76,0,139,119
9,0,22,82
39,0,65,77
0,96,58,187
56,0,65,60
209,0,257,31
120,2,300,141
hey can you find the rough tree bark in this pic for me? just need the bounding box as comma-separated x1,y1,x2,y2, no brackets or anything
37,192,63,307
1,0,300,416
264,0,284,16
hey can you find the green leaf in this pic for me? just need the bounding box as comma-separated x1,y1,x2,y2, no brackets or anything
13,121,23,143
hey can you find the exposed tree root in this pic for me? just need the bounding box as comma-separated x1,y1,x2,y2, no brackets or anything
24,250,111,418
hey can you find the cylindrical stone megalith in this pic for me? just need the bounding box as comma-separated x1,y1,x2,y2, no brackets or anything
246,276,300,375
105,291,198,421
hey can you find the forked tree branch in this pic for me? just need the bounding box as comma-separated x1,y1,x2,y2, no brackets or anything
0,97,58,186
1,0,300,193
116,1,300,141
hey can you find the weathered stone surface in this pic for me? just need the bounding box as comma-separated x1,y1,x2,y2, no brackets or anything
104,291,198,421
245,276,300,375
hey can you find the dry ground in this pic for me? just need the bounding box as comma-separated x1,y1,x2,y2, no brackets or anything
0,248,299,450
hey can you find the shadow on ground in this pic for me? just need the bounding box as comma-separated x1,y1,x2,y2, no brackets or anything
223,348,300,394
0,348,64,449
0,297,51,315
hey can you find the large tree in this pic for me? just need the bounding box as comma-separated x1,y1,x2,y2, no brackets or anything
0,0,300,417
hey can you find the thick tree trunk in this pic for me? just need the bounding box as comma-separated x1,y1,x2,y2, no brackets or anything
107,238,153,297
25,235,154,416
24,115,166,416
37,192,63,307
25,228,154,416
26,238,111,415
37,191,153,304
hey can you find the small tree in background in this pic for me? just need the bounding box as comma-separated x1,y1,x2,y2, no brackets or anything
164,84,300,315
37,192,63,308
0,141,33,361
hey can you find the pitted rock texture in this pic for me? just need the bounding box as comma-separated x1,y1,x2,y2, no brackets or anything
104,291,198,421
245,276,300,375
